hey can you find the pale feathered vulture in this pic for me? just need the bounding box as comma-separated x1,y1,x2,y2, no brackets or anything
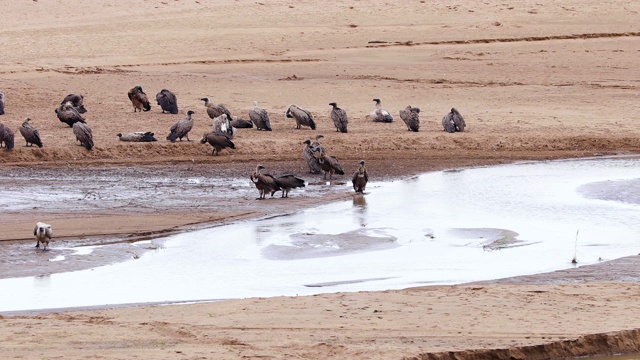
329,102,348,133
200,131,236,156
442,108,466,133
370,98,394,123
55,101,86,127
249,101,272,131
34,222,53,250
0,91,5,115
286,104,316,130
250,165,280,199
399,105,420,132
61,93,87,113
302,139,322,174
128,85,151,112
19,117,43,147
201,97,232,120
230,116,253,129
167,110,195,142
313,149,345,180
117,131,157,142
73,122,93,150
275,174,305,198
212,114,236,139
311,134,326,153
352,160,369,193
0,122,14,150
156,89,179,114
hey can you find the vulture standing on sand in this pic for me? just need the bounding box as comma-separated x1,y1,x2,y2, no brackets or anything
73,122,93,150
249,101,272,131
156,89,179,114
286,104,316,130
302,139,323,174
0,91,5,115
313,149,345,180
352,160,369,193
200,131,236,156
370,98,394,123
167,110,195,142
117,131,157,142
55,102,86,127
250,165,281,199
128,85,151,112
212,114,235,139
442,107,466,133
399,105,420,132
201,97,232,120
329,102,348,133
0,122,14,150
34,222,53,250
275,174,306,198
19,117,43,147
230,117,253,129
61,93,87,113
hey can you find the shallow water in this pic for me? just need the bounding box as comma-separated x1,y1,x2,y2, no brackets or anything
2,156,640,313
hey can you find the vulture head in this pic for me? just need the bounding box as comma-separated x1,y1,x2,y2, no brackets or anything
373,98,381,105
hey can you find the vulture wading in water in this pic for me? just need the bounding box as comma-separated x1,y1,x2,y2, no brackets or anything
156,89,179,114
249,101,272,131
370,98,393,123
0,122,15,150
212,114,236,139
200,131,235,156
352,160,369,193
286,104,316,130
314,149,345,180
275,174,305,198
117,131,157,142
34,222,53,250
399,105,420,132
230,117,253,129
329,102,348,133
201,97,232,120
250,165,280,199
167,110,195,142
19,117,43,147
55,101,86,127
128,85,151,112
61,93,87,113
0,91,4,115
73,122,94,150
302,139,322,174
442,108,466,133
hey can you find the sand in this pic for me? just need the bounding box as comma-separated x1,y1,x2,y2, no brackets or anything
1,0,640,358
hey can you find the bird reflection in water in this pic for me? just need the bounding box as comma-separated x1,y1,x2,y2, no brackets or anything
353,194,367,227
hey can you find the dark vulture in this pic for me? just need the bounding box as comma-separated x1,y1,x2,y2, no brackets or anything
370,98,394,123
201,97,232,120
61,93,87,113
313,149,345,180
73,122,93,150
212,114,235,139
200,131,236,156
442,108,466,133
230,116,253,129
117,131,157,142
55,101,86,127
329,102,348,133
127,85,151,112
286,104,316,130
250,165,281,200
399,105,420,132
302,139,322,174
19,118,43,147
156,89,179,114
275,174,305,198
352,160,369,193
0,91,5,115
166,110,195,142
249,101,272,131
0,122,15,150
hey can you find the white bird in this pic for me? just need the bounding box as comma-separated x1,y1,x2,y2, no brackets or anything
34,222,52,250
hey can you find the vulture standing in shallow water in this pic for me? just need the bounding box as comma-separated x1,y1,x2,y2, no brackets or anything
200,131,235,156
156,89,179,114
201,97,232,120
250,165,281,199
73,122,93,150
399,105,420,132
55,102,86,127
19,118,43,147
167,110,195,142
128,85,151,112
61,93,87,113
302,139,322,174
329,102,348,133
117,131,157,142
370,98,394,123
0,91,6,115
352,160,369,193
275,174,305,198
286,104,316,130
442,107,466,133
0,122,14,150
230,117,253,129
314,149,345,180
249,101,272,131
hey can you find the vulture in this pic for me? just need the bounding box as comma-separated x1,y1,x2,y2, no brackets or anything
19,117,43,147
352,160,369,193
55,101,86,127
200,131,236,156
399,105,420,132
442,108,466,133
61,93,87,113
230,116,253,129
370,98,394,123
250,165,280,200
117,131,157,142
311,134,326,153
156,89,179,114
285,104,316,130
201,97,232,120
302,139,322,174
313,149,345,180
73,122,93,150
212,114,235,139
34,222,53,250
127,85,151,112
0,91,5,115
329,102,348,133
167,110,195,142
0,122,14,150
249,101,272,131
275,174,306,198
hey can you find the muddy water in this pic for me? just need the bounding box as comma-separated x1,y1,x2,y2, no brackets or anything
1,156,640,313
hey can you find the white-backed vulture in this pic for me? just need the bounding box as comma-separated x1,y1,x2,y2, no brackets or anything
200,131,236,156
249,101,272,131
166,110,195,142
34,222,52,250
212,114,236,139
61,93,87,113
302,139,322,174
117,131,157,142
73,122,93,150
19,117,43,147
370,98,394,123
201,97,232,120
352,160,369,193
0,91,5,115
311,134,326,153
442,107,466,133
156,89,179,114
286,104,316,130
275,174,306,198
55,101,86,127
128,85,151,112
230,117,253,129
399,105,420,132
313,149,345,180
329,102,348,133
250,165,281,199
0,122,15,150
